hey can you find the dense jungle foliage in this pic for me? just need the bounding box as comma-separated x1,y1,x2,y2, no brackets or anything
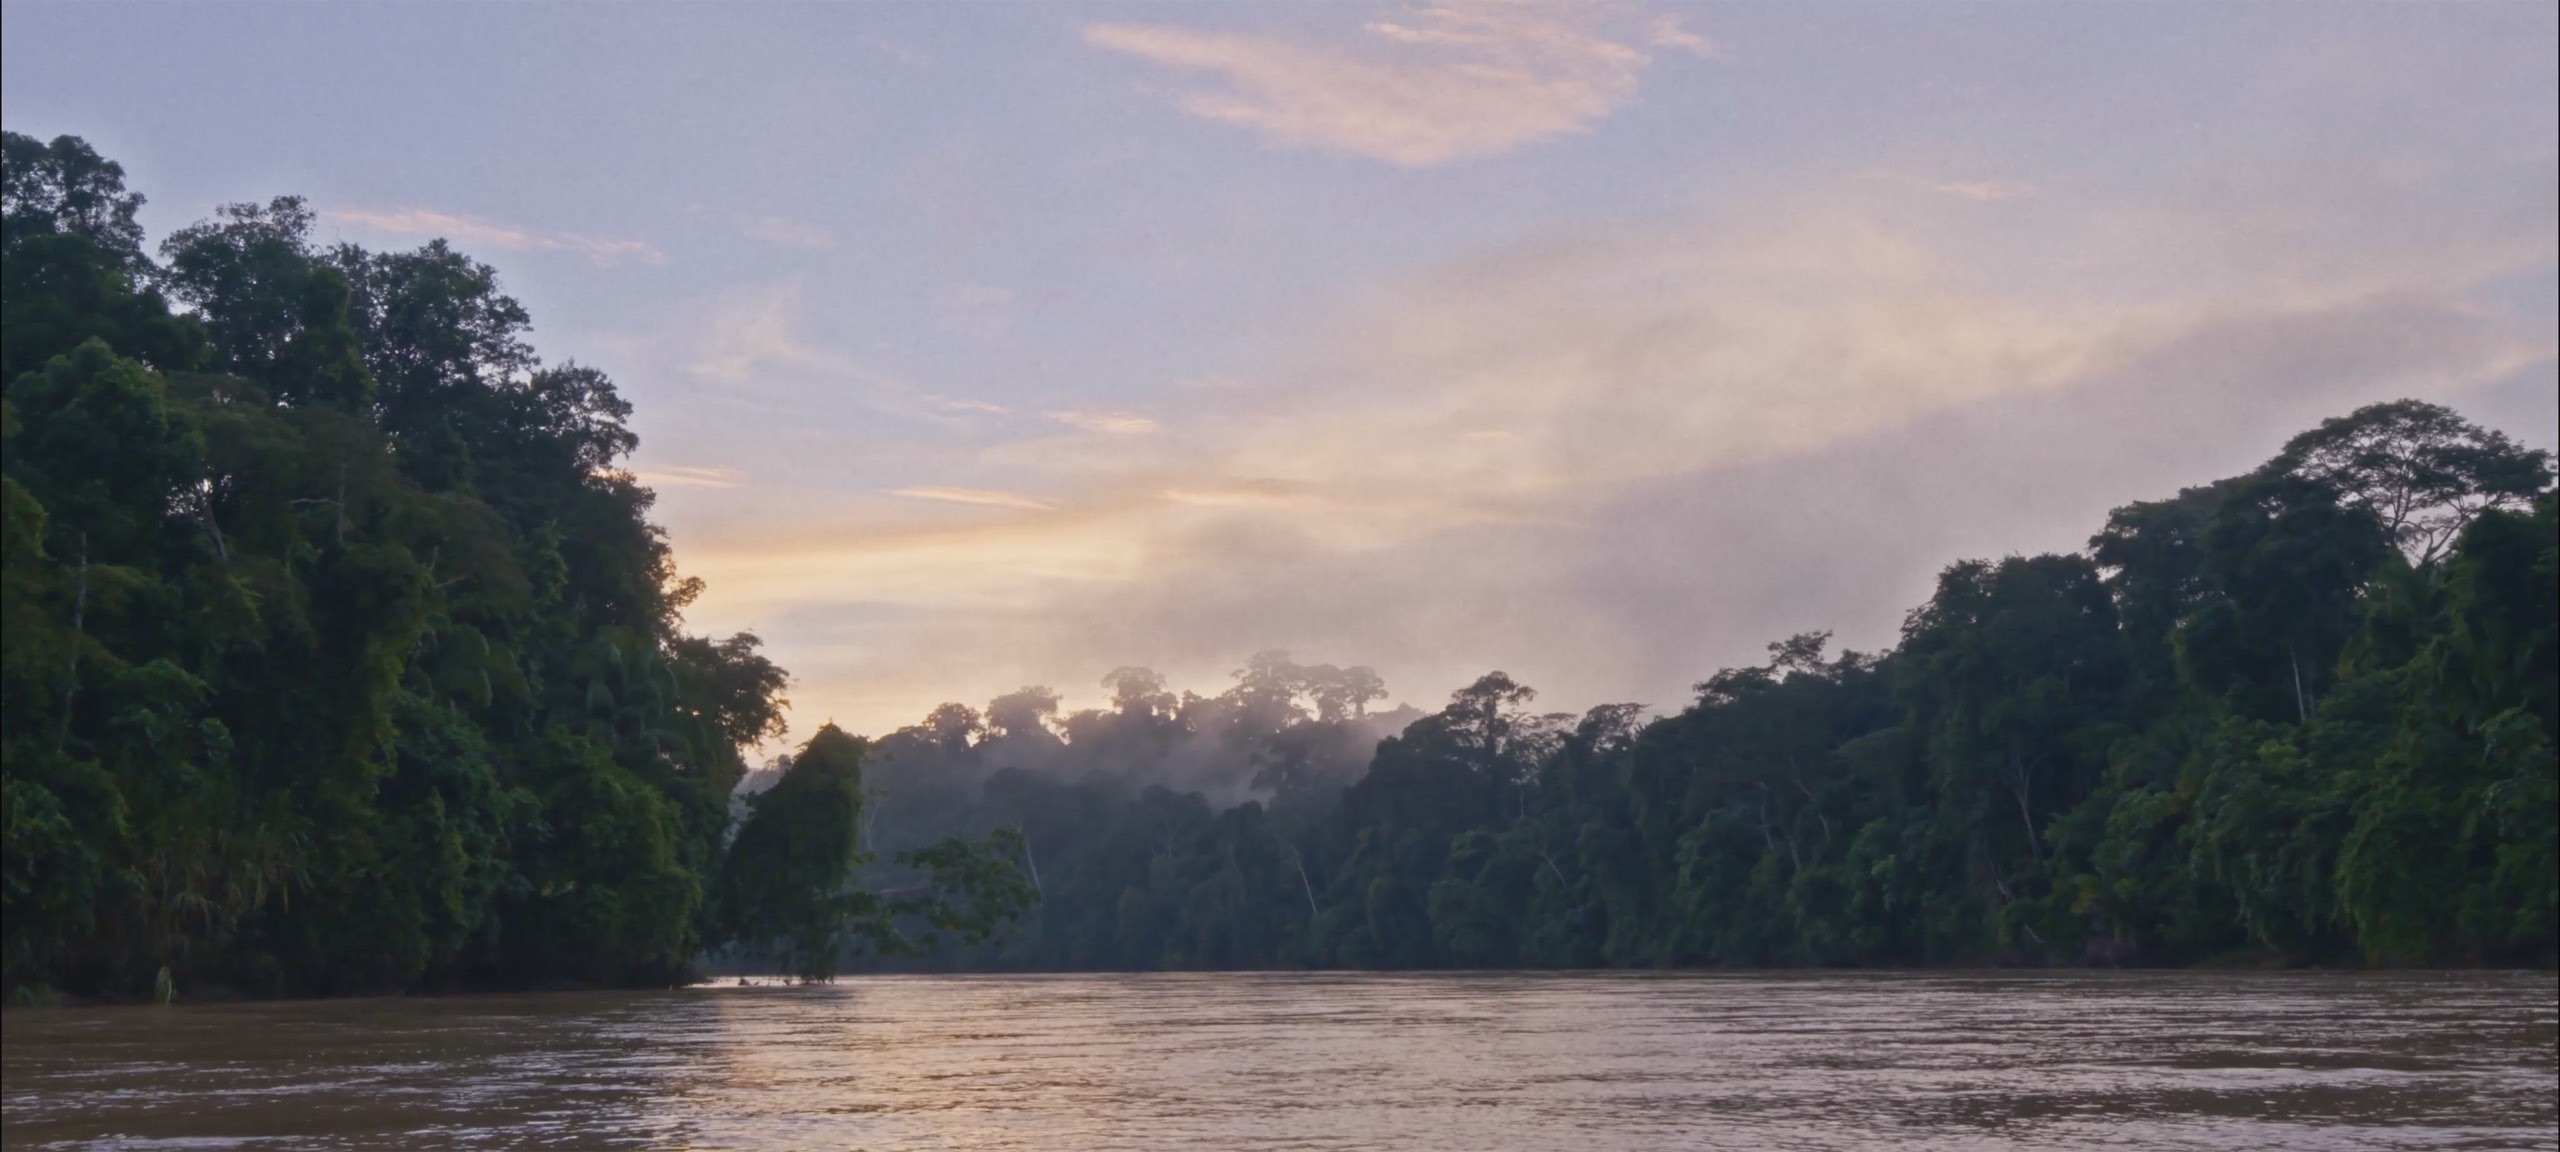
1,133,1022,1000
835,414,2558,974
5,134,2553,999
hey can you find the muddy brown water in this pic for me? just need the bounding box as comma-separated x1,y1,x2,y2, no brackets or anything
4,971,2554,1150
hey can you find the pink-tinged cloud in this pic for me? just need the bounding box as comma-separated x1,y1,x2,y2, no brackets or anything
891,486,1056,510
1085,3,1712,167
1049,410,1161,434
632,465,744,489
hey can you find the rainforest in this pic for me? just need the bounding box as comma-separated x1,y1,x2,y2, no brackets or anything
4,132,2553,1003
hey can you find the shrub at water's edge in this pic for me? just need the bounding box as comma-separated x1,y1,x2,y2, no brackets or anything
714,724,1034,982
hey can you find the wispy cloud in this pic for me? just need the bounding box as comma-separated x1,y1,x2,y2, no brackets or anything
1049,410,1161,434
329,207,661,265
1641,13,1713,57
1084,2,1712,167
737,214,832,249
936,397,1013,415
671,156,2556,735
632,465,744,489
891,486,1056,510
1161,479,1305,508
686,286,873,387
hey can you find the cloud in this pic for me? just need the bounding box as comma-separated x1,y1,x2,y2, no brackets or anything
632,465,744,489
737,214,832,249
663,286,1007,435
1049,410,1161,434
1084,2,1711,166
328,207,661,265
1642,13,1715,57
891,487,1056,510
1179,201,2106,542
669,154,2556,736
1161,479,1307,508
685,286,876,388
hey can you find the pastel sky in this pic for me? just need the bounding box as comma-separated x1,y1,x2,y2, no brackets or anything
6,2,2555,739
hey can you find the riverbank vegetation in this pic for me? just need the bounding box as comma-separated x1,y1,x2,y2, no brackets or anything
1,133,1021,1001
5,134,2552,1002
831,390,2557,973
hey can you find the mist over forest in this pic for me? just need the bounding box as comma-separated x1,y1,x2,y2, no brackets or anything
810,412,2555,976
4,131,2554,1004
740,656,1424,814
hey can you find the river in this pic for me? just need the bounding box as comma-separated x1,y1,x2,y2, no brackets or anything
4,971,2553,1150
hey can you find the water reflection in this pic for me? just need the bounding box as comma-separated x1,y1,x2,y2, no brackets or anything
6,971,2554,1150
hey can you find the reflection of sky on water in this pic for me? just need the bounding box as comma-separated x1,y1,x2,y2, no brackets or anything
676,972,2560,1149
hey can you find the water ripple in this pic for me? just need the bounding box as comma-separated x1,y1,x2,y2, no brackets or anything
4,971,2553,1150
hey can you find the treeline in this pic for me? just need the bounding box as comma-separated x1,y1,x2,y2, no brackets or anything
846,419,2555,972
1,133,1018,1001
6,134,2550,998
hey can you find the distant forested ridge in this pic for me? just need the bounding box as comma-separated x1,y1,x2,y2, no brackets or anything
2,133,1024,1001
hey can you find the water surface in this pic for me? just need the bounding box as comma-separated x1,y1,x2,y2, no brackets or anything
6,971,2554,1150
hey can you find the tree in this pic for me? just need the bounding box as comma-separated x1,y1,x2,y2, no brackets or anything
2264,399,2553,568
1103,666,1177,718
2,132,202,386
2,132,148,270
3,135,824,998
2187,475,2391,724
158,197,326,383
717,725,1033,980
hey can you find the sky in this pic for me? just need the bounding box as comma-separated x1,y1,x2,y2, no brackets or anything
6,1,2555,740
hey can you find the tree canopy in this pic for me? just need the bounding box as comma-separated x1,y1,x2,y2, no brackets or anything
6,132,2551,999
1,131,1023,1000
822,433,2551,974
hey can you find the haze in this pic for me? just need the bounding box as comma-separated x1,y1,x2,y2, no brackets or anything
8,0,2551,736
